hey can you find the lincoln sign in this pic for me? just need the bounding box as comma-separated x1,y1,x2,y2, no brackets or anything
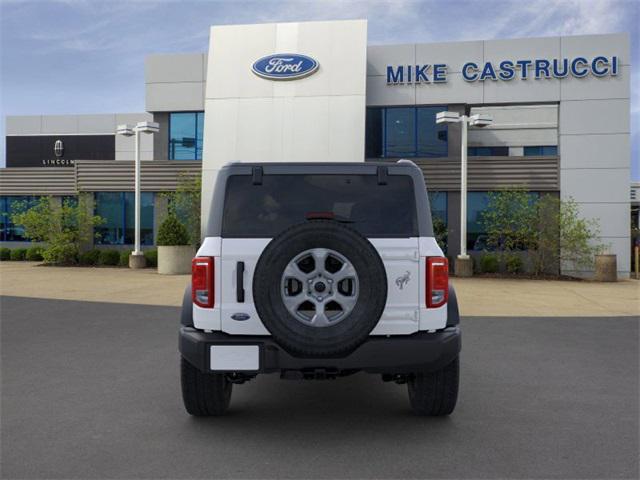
386,55,620,84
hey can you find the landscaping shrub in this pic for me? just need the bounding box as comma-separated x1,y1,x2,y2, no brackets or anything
43,244,79,265
10,248,27,261
25,246,44,261
157,214,189,246
144,249,158,268
99,249,120,266
119,250,130,267
479,254,499,273
79,249,101,266
0,248,10,261
505,254,524,274
11,195,103,265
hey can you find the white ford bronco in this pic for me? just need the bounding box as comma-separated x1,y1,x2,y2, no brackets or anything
180,161,461,416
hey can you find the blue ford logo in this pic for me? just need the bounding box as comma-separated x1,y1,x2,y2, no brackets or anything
252,53,319,80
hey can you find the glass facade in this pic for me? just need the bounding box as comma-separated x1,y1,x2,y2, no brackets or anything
467,191,540,252
169,112,204,160
95,192,154,245
365,106,448,158
524,145,558,156
0,196,39,242
428,191,447,224
468,146,509,156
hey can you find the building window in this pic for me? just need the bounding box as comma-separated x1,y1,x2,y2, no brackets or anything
0,196,39,242
524,146,558,156
468,146,509,156
169,112,204,160
429,191,448,254
95,192,154,245
365,106,448,158
428,191,447,224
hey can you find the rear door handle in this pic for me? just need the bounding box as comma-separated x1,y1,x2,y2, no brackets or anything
236,261,245,302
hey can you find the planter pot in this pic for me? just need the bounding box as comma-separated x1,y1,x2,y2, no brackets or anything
594,254,617,282
158,245,195,275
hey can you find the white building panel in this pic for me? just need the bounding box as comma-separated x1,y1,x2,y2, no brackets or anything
560,99,629,135
576,203,630,239
483,36,561,64
415,73,484,105
6,116,42,135
145,53,206,83
560,134,630,169
76,114,116,134
560,168,630,204
146,82,205,112
201,20,367,225
366,44,415,77
560,65,630,101
41,115,78,134
483,77,561,103
366,76,415,106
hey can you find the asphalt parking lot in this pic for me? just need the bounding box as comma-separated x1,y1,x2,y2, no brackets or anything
1,296,638,479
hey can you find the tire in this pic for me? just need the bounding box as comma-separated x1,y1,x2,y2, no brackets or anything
181,357,232,416
407,357,459,416
253,220,387,358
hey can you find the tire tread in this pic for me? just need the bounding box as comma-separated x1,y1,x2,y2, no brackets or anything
181,357,232,416
408,357,459,416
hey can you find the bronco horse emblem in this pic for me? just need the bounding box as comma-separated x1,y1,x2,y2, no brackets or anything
395,270,411,290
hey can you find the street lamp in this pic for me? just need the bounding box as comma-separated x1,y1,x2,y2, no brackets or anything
436,111,492,276
116,121,159,268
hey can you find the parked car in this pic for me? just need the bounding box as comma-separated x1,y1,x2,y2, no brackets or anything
180,161,461,416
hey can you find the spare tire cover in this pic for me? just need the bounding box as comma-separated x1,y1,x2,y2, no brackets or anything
253,220,387,357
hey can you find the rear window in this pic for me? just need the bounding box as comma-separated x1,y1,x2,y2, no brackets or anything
222,174,417,237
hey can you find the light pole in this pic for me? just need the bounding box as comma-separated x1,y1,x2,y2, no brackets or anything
116,121,159,268
436,111,492,276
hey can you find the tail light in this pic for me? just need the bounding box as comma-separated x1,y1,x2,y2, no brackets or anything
426,257,448,308
192,257,214,308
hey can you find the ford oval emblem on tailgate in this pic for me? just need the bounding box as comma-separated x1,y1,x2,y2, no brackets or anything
231,313,251,321
252,53,319,80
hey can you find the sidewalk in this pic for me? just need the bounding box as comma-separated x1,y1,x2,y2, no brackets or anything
0,262,638,317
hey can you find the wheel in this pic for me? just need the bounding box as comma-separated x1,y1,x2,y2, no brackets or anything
181,357,232,416
407,357,459,416
253,220,387,357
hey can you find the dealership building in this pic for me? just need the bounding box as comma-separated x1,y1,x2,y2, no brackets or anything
0,20,632,277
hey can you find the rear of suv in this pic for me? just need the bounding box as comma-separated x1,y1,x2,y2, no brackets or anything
180,161,461,416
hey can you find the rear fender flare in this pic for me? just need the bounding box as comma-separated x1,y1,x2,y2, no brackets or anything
447,282,460,327
181,285,193,327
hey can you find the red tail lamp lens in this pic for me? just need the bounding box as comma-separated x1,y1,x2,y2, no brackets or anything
426,257,449,308
192,257,214,308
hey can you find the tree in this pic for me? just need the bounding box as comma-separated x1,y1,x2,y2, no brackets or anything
530,195,605,274
480,188,537,252
432,215,448,254
11,196,104,265
480,189,604,276
164,173,201,247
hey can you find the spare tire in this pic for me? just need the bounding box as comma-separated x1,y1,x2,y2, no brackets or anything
253,220,387,357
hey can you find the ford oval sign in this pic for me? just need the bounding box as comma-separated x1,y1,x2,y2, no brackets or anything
252,53,319,80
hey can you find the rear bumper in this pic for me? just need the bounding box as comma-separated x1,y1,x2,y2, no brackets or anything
179,326,461,374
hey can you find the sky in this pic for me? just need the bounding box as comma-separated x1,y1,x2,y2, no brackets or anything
1,0,638,178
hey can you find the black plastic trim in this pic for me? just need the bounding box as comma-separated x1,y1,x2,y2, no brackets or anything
180,326,461,375
252,166,263,185
377,166,388,185
180,285,193,327
236,261,245,303
447,282,460,326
